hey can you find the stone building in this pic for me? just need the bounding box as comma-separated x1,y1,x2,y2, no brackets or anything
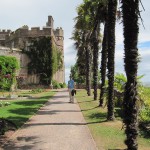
0,16,65,85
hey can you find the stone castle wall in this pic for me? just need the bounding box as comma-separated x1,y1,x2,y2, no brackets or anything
0,47,40,85
0,16,65,84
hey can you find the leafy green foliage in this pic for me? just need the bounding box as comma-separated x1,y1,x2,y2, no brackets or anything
0,56,20,91
0,101,11,107
114,73,144,92
139,106,150,123
114,73,127,92
51,80,60,89
24,37,63,85
52,80,66,89
139,87,150,123
70,63,85,84
59,83,67,88
114,73,150,125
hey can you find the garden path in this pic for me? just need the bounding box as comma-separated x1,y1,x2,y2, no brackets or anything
1,89,102,150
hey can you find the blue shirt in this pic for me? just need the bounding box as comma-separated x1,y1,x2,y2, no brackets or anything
68,79,74,89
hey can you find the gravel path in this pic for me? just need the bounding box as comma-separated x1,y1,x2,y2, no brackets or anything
1,89,102,150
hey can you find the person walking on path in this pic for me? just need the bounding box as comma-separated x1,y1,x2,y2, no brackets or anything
68,76,75,103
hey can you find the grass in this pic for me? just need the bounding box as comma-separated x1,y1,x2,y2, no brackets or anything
76,89,150,150
0,90,56,128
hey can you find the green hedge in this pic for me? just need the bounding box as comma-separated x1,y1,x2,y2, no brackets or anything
52,80,66,89
0,56,19,91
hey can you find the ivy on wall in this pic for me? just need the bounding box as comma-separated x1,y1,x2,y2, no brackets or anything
0,56,20,91
24,36,63,85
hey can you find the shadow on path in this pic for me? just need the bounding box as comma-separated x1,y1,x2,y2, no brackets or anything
2,135,40,150
23,121,106,128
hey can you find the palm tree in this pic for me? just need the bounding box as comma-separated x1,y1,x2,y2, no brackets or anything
85,31,92,96
90,2,106,100
91,27,100,100
86,0,107,99
99,5,108,106
72,3,92,96
73,0,108,98
121,0,140,149
99,22,108,106
107,0,117,121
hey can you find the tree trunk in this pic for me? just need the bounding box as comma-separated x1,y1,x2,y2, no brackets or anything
122,0,139,149
92,26,100,100
99,21,108,106
107,0,117,121
85,46,91,96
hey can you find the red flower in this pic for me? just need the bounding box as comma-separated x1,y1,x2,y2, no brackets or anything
4,74,11,78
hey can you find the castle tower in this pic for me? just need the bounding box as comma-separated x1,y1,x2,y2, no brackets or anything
54,27,64,50
46,16,54,28
53,27,65,83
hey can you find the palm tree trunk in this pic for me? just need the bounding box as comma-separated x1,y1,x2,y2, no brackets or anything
122,0,139,149
92,26,100,100
85,45,91,96
99,21,108,106
107,0,117,121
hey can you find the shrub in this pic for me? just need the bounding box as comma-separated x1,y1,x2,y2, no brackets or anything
139,106,150,123
4,102,11,106
52,80,61,89
54,82,61,89
59,83,67,88
62,83,67,88
0,56,20,91
0,101,11,107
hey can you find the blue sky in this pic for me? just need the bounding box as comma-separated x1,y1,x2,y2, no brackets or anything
0,0,149,84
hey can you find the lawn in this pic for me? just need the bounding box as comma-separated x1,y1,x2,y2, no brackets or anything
0,90,56,128
75,89,150,150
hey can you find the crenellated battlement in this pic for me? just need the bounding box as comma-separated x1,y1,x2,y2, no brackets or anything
0,29,11,34
0,15,64,49
54,27,63,37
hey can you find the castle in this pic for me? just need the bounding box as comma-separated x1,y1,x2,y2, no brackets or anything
0,16,65,85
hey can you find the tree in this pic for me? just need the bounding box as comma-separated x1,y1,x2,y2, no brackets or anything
72,2,93,96
90,2,105,100
107,0,117,121
70,63,85,88
84,0,106,99
91,28,100,100
99,5,108,106
73,0,106,97
121,0,140,149
85,33,92,96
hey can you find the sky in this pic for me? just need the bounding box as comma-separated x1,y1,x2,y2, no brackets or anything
0,0,149,85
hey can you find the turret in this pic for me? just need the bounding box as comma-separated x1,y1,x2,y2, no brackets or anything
46,16,54,29
54,27,64,38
